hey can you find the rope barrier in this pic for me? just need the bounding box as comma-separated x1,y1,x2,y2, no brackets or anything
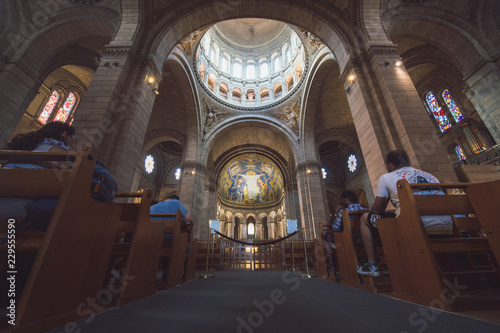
202,228,311,278
211,229,301,246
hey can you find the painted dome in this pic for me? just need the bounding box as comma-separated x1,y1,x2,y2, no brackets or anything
218,153,284,206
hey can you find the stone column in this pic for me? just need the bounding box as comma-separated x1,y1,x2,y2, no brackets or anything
255,222,263,239
296,161,328,240
181,162,209,240
463,62,500,145
0,62,40,143
74,46,161,193
268,222,276,239
343,45,458,197
226,221,235,238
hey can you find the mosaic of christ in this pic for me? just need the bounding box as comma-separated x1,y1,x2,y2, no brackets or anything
218,154,284,206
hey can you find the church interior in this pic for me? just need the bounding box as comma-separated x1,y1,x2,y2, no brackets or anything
1,0,500,332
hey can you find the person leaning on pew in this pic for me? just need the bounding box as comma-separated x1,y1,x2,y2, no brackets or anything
357,150,453,277
0,122,77,230
150,195,193,279
323,191,368,270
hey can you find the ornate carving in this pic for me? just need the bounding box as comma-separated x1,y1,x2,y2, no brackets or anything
68,0,104,4
301,30,325,54
273,99,300,134
178,31,200,55
368,47,399,57
103,47,131,57
203,99,228,134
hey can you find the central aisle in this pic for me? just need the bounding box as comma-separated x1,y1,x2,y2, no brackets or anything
47,271,500,333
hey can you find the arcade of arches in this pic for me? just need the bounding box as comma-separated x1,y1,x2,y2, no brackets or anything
1,0,500,242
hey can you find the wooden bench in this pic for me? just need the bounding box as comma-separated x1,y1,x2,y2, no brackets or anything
467,179,500,265
150,211,189,289
104,190,164,306
333,210,389,292
0,148,122,332
377,179,499,311
313,222,336,281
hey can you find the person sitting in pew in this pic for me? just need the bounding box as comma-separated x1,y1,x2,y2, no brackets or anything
357,150,452,277
1,121,116,231
150,195,193,279
322,191,368,270
0,122,77,229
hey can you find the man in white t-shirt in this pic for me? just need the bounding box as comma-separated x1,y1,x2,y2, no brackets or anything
356,150,452,277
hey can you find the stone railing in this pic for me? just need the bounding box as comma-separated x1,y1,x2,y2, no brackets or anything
453,145,500,167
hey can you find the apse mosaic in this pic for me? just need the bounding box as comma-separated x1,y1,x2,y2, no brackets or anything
218,154,284,206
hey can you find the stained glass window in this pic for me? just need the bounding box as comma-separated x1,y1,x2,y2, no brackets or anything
348,154,357,172
54,92,77,123
455,145,466,161
426,91,451,132
321,168,327,179
175,168,181,180
38,90,60,125
144,155,154,174
442,89,464,124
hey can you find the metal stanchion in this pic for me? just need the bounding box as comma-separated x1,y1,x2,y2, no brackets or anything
200,226,215,278
300,228,311,278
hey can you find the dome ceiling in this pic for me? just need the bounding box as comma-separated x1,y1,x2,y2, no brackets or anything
213,19,288,50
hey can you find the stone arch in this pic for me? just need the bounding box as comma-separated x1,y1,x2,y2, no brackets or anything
201,117,299,166
385,14,493,75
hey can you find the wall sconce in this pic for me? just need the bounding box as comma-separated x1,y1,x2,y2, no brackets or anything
103,62,109,67
147,75,159,95
112,61,119,67
345,74,356,94
384,61,390,66
395,60,403,67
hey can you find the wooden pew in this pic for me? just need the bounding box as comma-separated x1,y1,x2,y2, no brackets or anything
0,148,122,333
467,179,500,265
333,210,388,292
377,180,498,311
105,190,164,306
313,222,336,281
150,211,189,289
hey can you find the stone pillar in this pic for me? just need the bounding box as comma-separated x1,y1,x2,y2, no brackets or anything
74,46,160,193
255,222,263,239
0,62,40,143
343,45,458,197
463,62,500,145
226,221,234,238
268,222,276,239
181,162,209,240
296,161,328,240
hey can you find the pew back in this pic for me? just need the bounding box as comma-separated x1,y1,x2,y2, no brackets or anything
377,179,497,311
0,148,121,332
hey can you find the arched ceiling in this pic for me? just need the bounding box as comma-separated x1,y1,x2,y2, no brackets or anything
208,123,294,167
